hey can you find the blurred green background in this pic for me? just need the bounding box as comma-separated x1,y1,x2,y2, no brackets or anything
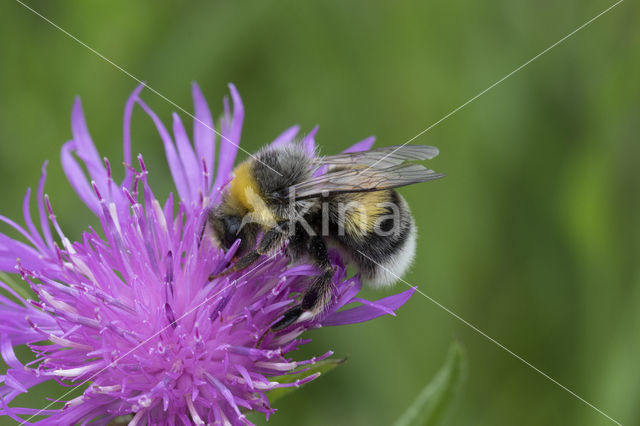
1,1,639,425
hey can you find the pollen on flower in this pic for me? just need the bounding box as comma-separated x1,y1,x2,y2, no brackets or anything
0,83,416,425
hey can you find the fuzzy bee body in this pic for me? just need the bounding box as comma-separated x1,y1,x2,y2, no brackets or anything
328,190,417,287
207,143,442,330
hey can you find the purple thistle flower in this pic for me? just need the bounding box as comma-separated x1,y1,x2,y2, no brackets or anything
0,84,415,425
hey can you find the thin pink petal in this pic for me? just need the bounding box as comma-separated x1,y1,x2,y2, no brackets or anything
228,83,244,156
136,99,191,203
270,125,301,147
61,141,100,215
343,136,375,153
173,112,200,199
213,84,243,192
122,84,145,188
0,214,42,252
21,188,46,252
321,286,416,326
37,162,54,249
301,126,319,156
192,83,216,190
0,235,46,273
71,98,107,185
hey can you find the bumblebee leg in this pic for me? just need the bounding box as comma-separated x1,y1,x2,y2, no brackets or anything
209,224,285,280
270,306,304,332
209,251,260,280
272,236,333,331
285,222,308,262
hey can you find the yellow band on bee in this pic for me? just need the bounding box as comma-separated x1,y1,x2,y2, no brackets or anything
229,161,260,211
343,191,389,236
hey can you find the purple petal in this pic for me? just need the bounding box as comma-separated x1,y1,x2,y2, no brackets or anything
0,302,52,345
21,188,46,252
228,83,244,158
343,136,375,153
71,98,107,184
0,214,42,252
173,112,200,199
60,141,100,215
323,278,362,318
0,234,46,273
335,279,363,306
321,286,416,326
192,83,216,190
301,126,319,156
37,162,54,249
213,84,243,192
136,99,191,203
350,297,396,316
122,84,145,188
1,334,26,371
0,406,58,418
270,125,301,147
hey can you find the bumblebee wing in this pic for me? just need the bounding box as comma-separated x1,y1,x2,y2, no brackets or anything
316,145,439,169
289,163,444,199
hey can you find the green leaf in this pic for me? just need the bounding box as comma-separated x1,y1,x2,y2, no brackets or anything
266,357,346,404
393,341,466,426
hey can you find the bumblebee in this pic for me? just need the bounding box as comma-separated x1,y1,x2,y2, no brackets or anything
206,144,443,330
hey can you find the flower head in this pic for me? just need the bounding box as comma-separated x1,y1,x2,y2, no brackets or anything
0,84,415,424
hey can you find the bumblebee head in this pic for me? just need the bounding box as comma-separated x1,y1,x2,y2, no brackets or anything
206,208,258,254
216,214,242,249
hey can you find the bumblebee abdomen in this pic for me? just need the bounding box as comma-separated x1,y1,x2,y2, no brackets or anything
329,190,417,287
327,191,390,237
